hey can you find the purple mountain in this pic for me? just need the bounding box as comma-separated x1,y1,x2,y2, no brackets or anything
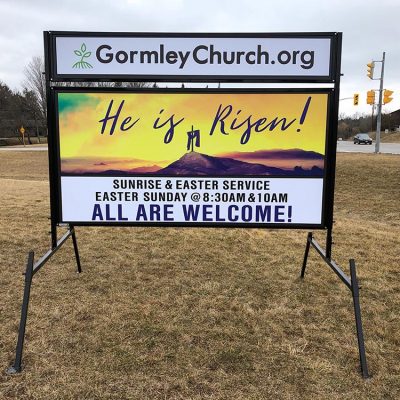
157,152,292,176
222,149,324,160
61,152,323,177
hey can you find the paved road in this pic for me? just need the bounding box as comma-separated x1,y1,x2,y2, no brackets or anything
337,141,400,154
0,145,48,151
1,143,399,154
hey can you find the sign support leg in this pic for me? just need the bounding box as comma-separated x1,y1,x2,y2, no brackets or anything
300,232,312,278
70,225,82,273
51,221,58,249
300,233,370,378
350,259,370,379
6,252,34,374
6,227,81,374
325,226,333,260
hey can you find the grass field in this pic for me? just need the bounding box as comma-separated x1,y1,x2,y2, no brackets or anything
0,151,399,399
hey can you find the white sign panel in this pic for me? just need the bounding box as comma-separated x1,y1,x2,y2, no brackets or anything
60,177,323,225
53,34,333,80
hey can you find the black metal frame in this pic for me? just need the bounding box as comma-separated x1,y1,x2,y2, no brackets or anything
6,226,81,374
299,33,369,378
51,86,332,229
7,31,370,379
301,233,370,379
48,31,337,83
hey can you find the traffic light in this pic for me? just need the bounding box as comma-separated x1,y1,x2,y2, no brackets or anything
383,89,394,104
367,90,375,105
353,93,359,105
367,62,375,79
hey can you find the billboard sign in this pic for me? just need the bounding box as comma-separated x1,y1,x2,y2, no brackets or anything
48,32,336,82
53,88,332,227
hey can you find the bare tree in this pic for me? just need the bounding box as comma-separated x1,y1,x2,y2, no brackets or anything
121,81,154,88
23,56,46,120
19,89,43,142
23,55,155,121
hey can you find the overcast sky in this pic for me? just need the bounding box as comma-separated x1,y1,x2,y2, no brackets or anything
0,0,399,116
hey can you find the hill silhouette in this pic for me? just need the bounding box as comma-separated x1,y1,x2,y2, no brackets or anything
156,151,321,176
61,151,323,177
222,149,324,161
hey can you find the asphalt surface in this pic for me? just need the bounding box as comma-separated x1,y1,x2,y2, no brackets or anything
1,142,400,154
336,141,400,154
0,145,48,151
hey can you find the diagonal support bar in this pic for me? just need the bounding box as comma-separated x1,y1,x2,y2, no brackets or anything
32,228,73,276
308,236,351,289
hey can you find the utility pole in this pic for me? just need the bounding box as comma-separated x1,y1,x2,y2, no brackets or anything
375,52,385,153
371,104,374,133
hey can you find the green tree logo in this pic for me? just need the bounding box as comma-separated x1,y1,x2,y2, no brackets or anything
72,43,93,69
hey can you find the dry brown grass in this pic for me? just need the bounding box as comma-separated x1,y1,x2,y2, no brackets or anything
0,152,399,399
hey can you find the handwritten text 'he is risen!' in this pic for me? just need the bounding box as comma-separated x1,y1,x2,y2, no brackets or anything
98,97,312,144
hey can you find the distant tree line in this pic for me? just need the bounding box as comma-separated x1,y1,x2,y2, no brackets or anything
0,82,44,141
338,112,400,140
0,57,46,141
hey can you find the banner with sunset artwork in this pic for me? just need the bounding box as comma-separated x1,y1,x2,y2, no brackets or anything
55,89,330,226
